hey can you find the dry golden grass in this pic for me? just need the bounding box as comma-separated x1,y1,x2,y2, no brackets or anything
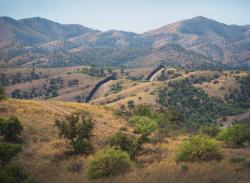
94,70,221,108
91,81,163,105
3,66,98,102
107,91,157,108
194,71,248,100
1,70,250,183
0,99,134,183
93,136,250,183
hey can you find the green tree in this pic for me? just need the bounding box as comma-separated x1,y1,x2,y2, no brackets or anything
218,124,250,146
129,116,156,135
110,132,146,160
55,111,94,154
175,135,222,162
158,80,235,129
0,163,36,183
0,87,6,100
199,123,220,137
0,116,23,141
127,100,135,115
87,148,132,179
0,142,22,162
133,104,152,117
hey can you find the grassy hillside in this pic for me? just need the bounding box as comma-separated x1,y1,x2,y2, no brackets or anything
0,99,250,183
1,16,250,69
0,99,135,183
1,66,156,102
194,71,247,100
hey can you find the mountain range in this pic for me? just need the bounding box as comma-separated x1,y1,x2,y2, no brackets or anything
0,16,250,69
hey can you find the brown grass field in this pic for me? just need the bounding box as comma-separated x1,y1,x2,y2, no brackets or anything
1,99,250,183
194,71,247,100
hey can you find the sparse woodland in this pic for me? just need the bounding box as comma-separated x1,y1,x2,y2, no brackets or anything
0,13,250,183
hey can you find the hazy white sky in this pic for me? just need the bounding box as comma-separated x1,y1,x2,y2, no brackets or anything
0,0,249,33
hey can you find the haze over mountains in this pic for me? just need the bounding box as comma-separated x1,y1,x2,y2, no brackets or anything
0,16,250,69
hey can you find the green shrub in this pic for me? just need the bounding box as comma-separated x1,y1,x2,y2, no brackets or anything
157,80,236,129
55,111,94,154
72,139,92,154
87,148,132,179
129,116,156,135
0,163,27,183
199,123,220,137
127,100,135,114
110,132,144,160
132,104,182,137
218,124,250,146
0,116,23,141
133,104,152,117
0,142,22,162
0,87,6,100
114,108,123,116
0,163,36,183
175,135,222,162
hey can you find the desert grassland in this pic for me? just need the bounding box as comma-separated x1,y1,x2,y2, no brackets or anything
0,99,133,183
107,91,158,108
91,81,163,105
0,66,87,77
93,136,250,183
194,71,248,100
4,72,99,101
0,98,250,182
99,70,222,108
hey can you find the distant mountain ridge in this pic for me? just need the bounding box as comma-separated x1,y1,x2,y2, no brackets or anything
0,16,249,69
144,16,250,68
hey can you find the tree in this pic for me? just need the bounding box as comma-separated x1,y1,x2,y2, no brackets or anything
87,148,132,179
127,100,135,115
0,142,22,163
55,111,94,154
0,116,23,141
133,104,152,117
11,89,22,99
199,123,220,137
110,132,146,160
175,135,222,162
129,116,156,135
0,87,5,100
0,163,36,183
218,124,250,146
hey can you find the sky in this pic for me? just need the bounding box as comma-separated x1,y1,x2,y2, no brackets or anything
0,0,249,33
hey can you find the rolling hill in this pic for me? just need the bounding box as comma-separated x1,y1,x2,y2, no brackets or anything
0,16,250,69
1,98,250,183
144,16,250,68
